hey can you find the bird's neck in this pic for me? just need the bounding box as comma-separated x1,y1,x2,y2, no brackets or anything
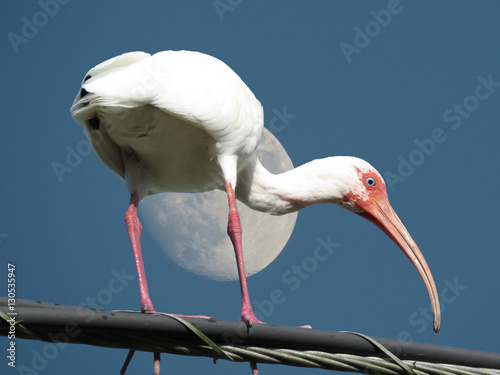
236,156,346,215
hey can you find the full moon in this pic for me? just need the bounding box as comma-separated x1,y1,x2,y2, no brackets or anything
139,128,298,281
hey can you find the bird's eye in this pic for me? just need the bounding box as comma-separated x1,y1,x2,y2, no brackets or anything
365,177,376,187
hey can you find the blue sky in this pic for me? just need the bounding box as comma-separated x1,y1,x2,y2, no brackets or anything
1,1,500,374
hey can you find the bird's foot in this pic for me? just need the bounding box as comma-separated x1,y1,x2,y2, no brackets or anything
140,297,155,313
298,324,313,329
241,310,265,327
140,296,211,319
121,302,160,375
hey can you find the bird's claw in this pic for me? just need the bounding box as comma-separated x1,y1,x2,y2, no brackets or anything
140,299,155,313
242,312,265,327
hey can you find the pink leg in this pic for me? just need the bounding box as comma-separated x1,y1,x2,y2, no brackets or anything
120,350,161,375
125,192,155,312
251,362,259,375
225,181,264,326
120,349,135,375
123,192,161,374
154,353,161,375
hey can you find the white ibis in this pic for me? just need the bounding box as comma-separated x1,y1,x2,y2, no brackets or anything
71,50,441,374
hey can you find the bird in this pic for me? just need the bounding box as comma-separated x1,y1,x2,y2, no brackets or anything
71,50,441,374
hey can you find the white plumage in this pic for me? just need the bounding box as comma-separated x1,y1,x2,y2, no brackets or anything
71,50,441,375
72,51,262,197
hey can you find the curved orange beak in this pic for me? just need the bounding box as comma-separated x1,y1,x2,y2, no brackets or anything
356,193,441,333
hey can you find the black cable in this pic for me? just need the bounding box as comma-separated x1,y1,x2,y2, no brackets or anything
1,298,499,371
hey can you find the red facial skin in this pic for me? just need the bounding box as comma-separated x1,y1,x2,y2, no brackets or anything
343,169,441,333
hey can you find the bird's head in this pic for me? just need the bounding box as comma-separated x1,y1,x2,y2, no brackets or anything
331,157,441,332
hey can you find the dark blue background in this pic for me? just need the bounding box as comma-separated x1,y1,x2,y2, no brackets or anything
1,1,499,374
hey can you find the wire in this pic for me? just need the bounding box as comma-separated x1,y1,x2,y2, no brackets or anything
1,298,499,375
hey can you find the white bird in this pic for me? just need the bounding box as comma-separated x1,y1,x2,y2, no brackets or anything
71,50,441,374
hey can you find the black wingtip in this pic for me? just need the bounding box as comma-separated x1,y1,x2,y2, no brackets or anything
88,117,100,130
78,75,92,99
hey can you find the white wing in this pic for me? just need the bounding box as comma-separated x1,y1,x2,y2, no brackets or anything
71,51,264,161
